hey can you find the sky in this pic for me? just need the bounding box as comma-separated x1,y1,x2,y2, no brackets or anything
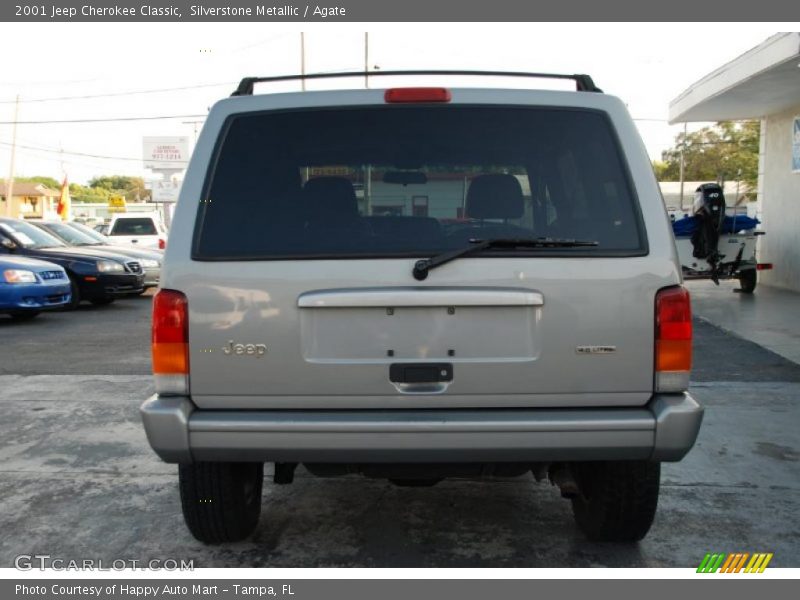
0,22,793,186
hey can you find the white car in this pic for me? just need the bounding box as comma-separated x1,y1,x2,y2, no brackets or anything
107,213,167,250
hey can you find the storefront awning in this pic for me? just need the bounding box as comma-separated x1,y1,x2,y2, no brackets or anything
669,33,800,123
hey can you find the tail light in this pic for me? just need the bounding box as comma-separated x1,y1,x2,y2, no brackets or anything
152,289,189,395
158,238,166,250
655,286,692,392
384,87,452,103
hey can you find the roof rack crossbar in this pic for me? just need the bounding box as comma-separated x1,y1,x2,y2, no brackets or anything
231,70,602,97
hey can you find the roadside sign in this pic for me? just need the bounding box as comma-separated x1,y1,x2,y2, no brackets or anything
143,136,190,170
148,179,181,203
108,194,127,212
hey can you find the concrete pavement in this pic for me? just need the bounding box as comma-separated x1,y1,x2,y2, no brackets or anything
1,292,799,567
689,280,800,365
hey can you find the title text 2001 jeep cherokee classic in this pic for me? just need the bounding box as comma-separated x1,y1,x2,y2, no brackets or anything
141,71,703,544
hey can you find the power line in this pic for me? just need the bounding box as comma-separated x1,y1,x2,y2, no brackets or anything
0,113,206,125
2,145,140,173
0,141,188,163
0,82,235,104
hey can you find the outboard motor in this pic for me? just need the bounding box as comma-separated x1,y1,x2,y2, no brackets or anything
691,183,726,283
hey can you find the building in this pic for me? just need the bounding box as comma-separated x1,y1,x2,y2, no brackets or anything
669,32,800,291
0,182,61,219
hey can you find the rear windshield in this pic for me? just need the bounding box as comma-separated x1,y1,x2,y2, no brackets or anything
111,218,158,236
194,106,645,260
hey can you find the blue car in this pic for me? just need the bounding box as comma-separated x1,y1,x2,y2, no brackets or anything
0,255,72,320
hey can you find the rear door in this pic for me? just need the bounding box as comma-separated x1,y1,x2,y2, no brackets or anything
178,99,674,410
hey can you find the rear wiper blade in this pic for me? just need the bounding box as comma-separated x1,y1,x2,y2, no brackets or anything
412,237,598,281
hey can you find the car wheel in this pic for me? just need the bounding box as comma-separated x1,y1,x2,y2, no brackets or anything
570,461,660,542
90,298,115,306
738,269,757,294
179,462,264,543
65,276,81,310
8,311,41,321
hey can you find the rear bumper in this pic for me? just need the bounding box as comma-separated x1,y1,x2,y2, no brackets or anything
140,393,703,464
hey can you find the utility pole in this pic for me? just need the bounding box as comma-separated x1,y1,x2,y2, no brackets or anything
300,32,306,91
678,122,687,212
364,32,369,89
182,120,204,146
4,95,20,217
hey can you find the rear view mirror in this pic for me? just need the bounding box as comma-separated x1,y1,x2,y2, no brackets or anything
383,171,428,186
0,238,17,251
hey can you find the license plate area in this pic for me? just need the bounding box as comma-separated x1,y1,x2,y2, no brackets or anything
299,305,541,363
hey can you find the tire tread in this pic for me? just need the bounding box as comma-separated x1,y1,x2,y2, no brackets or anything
179,462,263,544
571,461,660,542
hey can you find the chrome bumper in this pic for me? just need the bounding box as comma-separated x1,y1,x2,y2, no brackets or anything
140,393,703,464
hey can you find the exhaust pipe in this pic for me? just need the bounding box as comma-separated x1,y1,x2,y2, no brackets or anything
549,464,580,499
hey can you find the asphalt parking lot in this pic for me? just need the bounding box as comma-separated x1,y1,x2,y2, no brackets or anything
1,286,799,568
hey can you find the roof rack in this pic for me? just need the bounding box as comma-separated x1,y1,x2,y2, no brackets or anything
231,70,602,97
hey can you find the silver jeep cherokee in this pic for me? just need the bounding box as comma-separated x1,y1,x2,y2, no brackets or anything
141,71,703,544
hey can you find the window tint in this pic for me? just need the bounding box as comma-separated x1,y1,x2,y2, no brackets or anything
0,220,66,249
68,222,110,243
194,106,644,260
40,222,95,245
111,218,158,236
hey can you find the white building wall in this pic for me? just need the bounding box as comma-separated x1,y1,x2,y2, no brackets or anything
760,104,800,291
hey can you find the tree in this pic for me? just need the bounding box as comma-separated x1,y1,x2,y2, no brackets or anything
70,183,110,203
657,121,760,196
7,176,61,189
651,160,670,181
87,175,150,202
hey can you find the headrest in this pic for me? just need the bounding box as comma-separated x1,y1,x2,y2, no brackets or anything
303,177,359,219
466,174,524,220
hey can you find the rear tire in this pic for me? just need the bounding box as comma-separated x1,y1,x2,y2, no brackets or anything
738,269,757,294
179,462,264,543
570,461,660,542
65,276,81,310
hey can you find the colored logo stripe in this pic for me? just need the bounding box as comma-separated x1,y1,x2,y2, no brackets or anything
697,552,772,573
745,553,773,573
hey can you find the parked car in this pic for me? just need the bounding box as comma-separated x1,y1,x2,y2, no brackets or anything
107,212,167,250
0,218,145,307
28,219,162,290
0,255,71,320
141,71,703,544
